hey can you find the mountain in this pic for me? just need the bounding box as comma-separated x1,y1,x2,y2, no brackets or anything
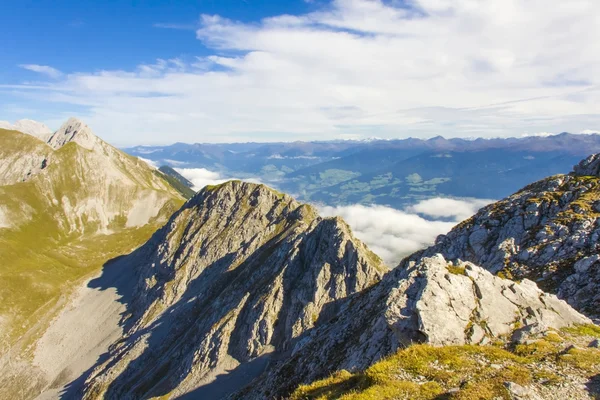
243,255,593,399
126,133,600,208
14,181,385,399
124,141,363,178
0,119,53,142
158,165,196,199
0,118,186,348
22,180,594,400
404,153,600,321
0,126,53,185
297,149,583,207
268,153,600,399
3,132,599,399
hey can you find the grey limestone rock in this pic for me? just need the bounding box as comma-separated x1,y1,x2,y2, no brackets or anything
241,254,590,399
81,181,386,399
409,153,600,321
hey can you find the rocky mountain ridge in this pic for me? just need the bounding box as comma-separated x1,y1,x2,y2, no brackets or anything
72,179,594,400
239,254,592,399
0,119,53,142
408,153,600,321
75,181,385,399
47,117,101,151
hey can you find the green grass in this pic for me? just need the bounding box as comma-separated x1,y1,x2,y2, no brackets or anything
0,131,185,345
446,264,467,276
154,170,195,199
291,325,600,400
561,324,600,338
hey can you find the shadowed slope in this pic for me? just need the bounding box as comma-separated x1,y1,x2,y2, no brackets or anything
79,181,385,399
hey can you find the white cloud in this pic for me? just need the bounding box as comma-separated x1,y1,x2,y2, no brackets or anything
19,64,63,79
175,168,225,190
407,197,493,221
7,0,600,145
175,168,263,191
163,159,189,166
521,132,556,138
138,157,158,169
320,197,492,266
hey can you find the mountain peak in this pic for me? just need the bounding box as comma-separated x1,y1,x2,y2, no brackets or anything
427,135,446,141
79,181,384,398
572,152,600,176
0,119,53,142
194,180,295,209
47,117,101,150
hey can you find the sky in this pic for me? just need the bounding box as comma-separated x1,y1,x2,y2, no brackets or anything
1,0,600,145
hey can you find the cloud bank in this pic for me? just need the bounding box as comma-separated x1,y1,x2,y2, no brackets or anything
407,197,493,221
175,168,262,191
320,197,492,266
6,0,600,145
168,165,491,266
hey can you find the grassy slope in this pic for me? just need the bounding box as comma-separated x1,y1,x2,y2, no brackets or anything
0,129,51,159
155,169,196,199
291,325,600,400
0,130,184,346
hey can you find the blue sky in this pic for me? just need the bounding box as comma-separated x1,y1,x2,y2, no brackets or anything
1,0,599,145
1,1,315,76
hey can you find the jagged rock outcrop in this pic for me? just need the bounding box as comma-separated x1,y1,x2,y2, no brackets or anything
407,153,600,320
80,181,385,399
0,119,53,142
47,117,101,151
573,153,600,176
240,254,591,399
0,127,53,185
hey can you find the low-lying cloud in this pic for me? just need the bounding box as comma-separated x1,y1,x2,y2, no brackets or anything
320,198,492,267
406,198,493,222
138,156,159,169
164,167,492,267
175,168,262,191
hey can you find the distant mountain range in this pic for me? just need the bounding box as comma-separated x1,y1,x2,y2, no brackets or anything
126,133,600,208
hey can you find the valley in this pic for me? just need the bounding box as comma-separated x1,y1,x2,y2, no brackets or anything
126,133,600,209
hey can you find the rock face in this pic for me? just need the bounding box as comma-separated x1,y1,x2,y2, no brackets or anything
0,119,185,234
47,117,101,151
573,153,600,176
0,127,52,185
0,119,53,142
80,181,385,399
406,153,600,321
0,119,188,400
240,254,590,399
